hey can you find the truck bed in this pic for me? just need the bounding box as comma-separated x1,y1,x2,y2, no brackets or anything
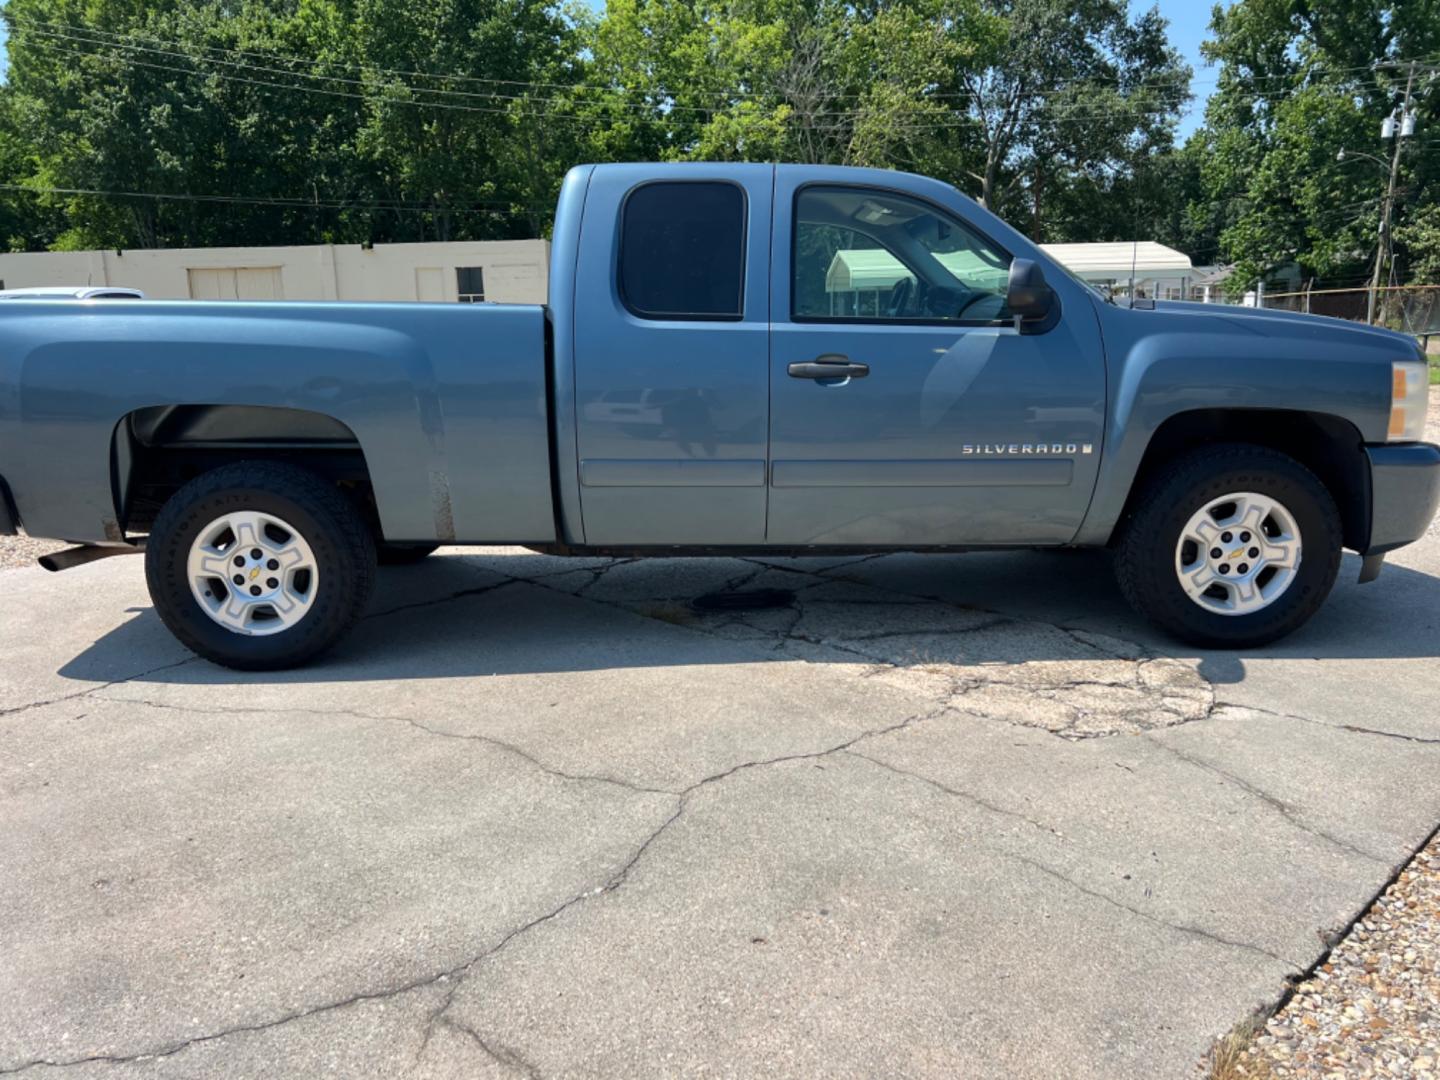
0,299,555,545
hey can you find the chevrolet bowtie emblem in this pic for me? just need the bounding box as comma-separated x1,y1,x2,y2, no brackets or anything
250,568,260,580
1228,547,1244,560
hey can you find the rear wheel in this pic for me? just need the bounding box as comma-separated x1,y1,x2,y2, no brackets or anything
1113,444,1342,649
145,462,376,670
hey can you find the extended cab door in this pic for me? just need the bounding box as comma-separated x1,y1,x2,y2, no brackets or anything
766,169,1107,546
571,164,773,545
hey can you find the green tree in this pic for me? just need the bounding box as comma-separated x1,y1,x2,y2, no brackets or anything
576,0,1192,245
0,0,582,249
935,0,1190,235
1395,203,1440,286
0,84,62,251
1194,0,1440,291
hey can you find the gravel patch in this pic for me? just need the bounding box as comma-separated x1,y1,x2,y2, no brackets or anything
1215,829,1440,1078
0,531,66,570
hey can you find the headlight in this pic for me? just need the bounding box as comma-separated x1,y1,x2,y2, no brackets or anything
1389,360,1427,442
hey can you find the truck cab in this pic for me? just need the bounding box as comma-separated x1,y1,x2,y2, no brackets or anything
553,163,1105,549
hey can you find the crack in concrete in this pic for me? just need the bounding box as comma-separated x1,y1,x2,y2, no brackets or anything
0,656,199,720
89,694,677,797
945,674,1210,743
839,619,1013,642
19,552,1399,760
841,747,1308,970
437,1015,544,1078
365,577,517,620
0,978,453,1076
1141,736,1391,866
843,749,1061,836
8,549,1407,1074
569,557,642,597
0,702,951,1075
723,556,1216,741
1003,851,1303,971
1339,723,1440,745
1211,700,1440,746
408,552,1203,747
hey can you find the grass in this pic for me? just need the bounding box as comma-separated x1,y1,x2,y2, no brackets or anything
1429,359,1440,385
1206,1015,1277,1080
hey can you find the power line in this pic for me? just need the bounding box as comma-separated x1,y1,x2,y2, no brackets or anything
5,13,1201,103
12,23,711,121
0,183,552,216
0,13,1269,122
16,37,1190,129
14,36,1251,129
24,13,1439,130
16,11,1436,99
18,19,1206,122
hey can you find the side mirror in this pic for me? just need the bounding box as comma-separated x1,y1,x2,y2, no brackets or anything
1007,258,1055,322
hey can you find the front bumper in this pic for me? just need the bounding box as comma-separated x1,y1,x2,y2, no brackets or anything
1364,442,1440,555
0,475,17,536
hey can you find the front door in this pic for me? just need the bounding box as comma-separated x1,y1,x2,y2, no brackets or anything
766,175,1107,546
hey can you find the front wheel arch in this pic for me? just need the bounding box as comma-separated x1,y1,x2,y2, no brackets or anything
1112,409,1369,552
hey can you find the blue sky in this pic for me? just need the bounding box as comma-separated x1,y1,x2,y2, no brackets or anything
0,2,1227,136
1152,0,1228,140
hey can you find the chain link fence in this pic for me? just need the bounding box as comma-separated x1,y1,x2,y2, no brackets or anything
1257,285,1440,351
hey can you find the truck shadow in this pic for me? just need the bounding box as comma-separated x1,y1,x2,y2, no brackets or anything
55,547,1440,692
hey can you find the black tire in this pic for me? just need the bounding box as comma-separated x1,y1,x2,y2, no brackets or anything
377,543,439,565
1113,444,1342,649
144,461,377,670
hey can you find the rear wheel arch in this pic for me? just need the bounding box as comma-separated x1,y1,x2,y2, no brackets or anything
1114,408,1369,552
112,404,381,539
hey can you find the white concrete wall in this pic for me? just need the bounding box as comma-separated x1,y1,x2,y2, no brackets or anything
0,239,550,304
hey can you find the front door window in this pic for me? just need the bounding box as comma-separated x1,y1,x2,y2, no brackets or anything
793,186,1012,324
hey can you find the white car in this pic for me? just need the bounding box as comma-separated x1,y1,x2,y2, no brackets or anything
0,286,144,300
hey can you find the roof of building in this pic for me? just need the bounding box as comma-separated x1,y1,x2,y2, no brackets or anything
0,285,145,299
1188,264,1236,287
824,241,1194,294
1038,242,1193,279
825,249,1009,292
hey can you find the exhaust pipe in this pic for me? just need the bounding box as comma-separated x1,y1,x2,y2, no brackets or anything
39,541,145,573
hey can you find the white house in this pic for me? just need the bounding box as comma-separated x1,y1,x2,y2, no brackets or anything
0,239,550,304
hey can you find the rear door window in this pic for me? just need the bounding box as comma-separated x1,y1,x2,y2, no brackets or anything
619,182,746,320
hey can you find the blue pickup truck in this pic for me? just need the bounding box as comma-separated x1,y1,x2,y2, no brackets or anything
2,162,1437,669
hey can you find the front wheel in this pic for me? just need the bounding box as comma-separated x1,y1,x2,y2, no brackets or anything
144,462,377,670
1113,445,1342,649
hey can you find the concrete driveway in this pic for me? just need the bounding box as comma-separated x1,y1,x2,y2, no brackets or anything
3,520,1439,1076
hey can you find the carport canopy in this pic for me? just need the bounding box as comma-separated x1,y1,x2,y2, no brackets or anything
1037,241,1193,282
824,241,1192,294
824,249,1010,293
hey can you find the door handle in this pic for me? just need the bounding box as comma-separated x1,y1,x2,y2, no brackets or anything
788,356,870,380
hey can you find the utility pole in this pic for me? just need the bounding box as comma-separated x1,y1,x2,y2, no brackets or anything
1368,60,1438,325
